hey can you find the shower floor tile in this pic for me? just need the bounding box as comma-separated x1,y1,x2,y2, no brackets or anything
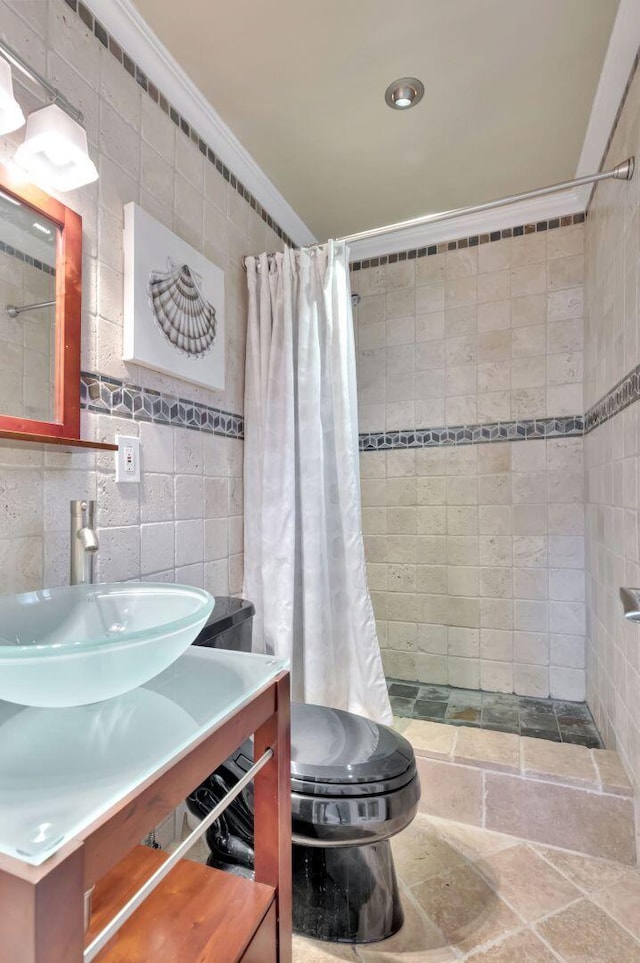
386,678,603,747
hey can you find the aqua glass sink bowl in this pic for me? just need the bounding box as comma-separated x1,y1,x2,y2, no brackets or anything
0,583,214,708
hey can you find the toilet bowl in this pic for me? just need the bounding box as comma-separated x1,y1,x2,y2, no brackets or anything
190,599,420,944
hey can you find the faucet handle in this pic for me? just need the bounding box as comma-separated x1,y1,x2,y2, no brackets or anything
70,499,96,515
70,500,98,585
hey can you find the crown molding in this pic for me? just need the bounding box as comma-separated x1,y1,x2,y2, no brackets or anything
84,0,317,247
347,189,583,261
575,0,640,207
349,0,640,264
85,0,638,258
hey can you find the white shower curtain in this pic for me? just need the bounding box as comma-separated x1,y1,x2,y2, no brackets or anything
243,241,392,725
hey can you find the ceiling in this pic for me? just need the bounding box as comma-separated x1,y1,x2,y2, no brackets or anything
132,0,620,241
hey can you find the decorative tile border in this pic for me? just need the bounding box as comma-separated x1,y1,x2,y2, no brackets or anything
358,360,640,451
358,416,584,451
80,360,640,447
81,372,243,438
0,240,55,276
82,370,581,449
63,0,296,249
585,363,640,432
349,213,585,271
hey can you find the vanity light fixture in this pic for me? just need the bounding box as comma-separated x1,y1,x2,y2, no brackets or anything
0,38,98,193
0,55,25,136
384,77,425,110
16,104,98,192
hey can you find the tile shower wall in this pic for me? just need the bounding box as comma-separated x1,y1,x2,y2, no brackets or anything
0,0,282,594
584,53,640,788
353,227,586,699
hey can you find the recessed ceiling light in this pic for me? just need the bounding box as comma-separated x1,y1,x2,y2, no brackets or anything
385,77,424,111
32,221,52,235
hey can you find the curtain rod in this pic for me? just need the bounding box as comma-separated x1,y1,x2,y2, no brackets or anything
243,156,634,268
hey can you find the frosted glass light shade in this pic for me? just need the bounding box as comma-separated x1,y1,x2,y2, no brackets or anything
15,103,98,192
0,56,25,135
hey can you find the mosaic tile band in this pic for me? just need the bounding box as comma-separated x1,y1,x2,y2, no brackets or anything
80,360,639,447
80,372,243,439
358,416,584,451
584,362,640,432
63,0,296,249
0,240,55,276
349,213,586,271
358,358,640,450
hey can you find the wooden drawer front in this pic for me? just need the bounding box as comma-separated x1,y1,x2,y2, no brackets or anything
240,904,277,963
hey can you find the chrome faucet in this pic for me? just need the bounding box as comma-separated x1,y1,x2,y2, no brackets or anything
70,500,98,585
620,587,640,622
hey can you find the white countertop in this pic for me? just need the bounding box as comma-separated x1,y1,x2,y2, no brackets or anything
0,647,287,865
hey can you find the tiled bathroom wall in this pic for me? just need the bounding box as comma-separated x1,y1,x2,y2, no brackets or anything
0,250,55,422
0,0,283,595
353,227,584,433
584,52,640,787
353,226,586,699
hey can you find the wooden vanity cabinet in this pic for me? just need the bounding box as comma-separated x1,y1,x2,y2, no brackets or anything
0,669,291,963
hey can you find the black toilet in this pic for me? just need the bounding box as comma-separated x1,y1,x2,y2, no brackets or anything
189,599,420,944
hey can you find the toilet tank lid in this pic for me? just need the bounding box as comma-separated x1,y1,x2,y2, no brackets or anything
197,597,255,640
290,702,415,786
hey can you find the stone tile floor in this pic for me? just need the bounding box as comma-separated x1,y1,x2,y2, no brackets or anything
387,679,603,748
292,812,640,962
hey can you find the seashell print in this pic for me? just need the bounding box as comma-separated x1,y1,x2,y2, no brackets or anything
147,259,217,358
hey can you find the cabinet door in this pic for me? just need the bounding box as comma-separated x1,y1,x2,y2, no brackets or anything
240,905,277,963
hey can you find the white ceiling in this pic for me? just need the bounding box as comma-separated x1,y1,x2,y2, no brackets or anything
131,0,619,241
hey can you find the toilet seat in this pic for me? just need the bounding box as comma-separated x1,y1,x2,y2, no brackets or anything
288,703,420,848
290,703,416,797
216,702,420,846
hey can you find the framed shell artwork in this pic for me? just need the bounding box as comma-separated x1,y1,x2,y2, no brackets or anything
123,202,225,390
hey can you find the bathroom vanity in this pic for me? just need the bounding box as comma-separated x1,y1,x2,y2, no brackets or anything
0,646,291,963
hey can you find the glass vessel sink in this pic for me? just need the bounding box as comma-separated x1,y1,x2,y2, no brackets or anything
0,582,214,707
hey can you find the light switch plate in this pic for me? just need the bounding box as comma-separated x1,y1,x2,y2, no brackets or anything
115,435,140,483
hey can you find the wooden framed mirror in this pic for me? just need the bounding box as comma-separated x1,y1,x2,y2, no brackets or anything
0,162,82,443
